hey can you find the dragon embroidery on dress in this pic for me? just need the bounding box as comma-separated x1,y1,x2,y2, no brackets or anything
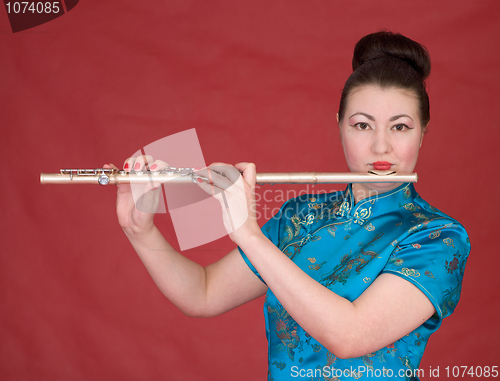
308,261,327,271
323,352,339,381
441,284,461,317
271,361,286,370
400,202,417,211
279,226,295,249
281,212,324,260
320,232,384,287
399,356,417,380
267,302,300,361
353,352,377,372
413,212,429,221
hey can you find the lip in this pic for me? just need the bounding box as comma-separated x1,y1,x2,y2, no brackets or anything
372,161,393,170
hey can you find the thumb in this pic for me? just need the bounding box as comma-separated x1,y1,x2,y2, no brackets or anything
234,162,256,186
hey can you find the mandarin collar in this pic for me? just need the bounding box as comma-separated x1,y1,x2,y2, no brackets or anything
335,182,417,225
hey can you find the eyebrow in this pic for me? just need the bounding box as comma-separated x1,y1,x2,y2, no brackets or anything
349,112,414,122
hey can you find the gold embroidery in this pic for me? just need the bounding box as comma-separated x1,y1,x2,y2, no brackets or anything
365,223,375,231
443,238,454,247
327,226,336,238
308,203,325,210
337,198,350,217
400,267,420,277
353,207,372,225
401,203,417,211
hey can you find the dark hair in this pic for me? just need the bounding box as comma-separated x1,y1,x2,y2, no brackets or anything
338,31,431,127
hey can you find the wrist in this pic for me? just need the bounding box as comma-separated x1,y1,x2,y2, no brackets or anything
230,226,266,248
122,224,157,244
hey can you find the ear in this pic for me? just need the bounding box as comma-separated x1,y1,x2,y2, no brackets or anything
420,124,429,147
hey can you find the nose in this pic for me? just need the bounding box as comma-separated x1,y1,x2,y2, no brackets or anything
371,129,391,155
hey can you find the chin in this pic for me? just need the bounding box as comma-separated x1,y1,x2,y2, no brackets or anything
361,182,401,195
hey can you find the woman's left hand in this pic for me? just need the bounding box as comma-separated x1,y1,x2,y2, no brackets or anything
195,162,262,244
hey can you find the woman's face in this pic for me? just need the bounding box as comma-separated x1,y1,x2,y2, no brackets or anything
338,85,425,198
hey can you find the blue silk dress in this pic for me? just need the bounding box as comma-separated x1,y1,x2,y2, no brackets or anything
239,183,470,380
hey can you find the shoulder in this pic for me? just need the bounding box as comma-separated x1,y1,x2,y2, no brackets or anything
408,193,469,242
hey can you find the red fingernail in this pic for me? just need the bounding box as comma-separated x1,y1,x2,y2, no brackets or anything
134,162,141,170
197,178,203,183
150,164,157,170
124,163,129,169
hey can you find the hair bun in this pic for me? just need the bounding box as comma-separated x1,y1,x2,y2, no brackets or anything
352,31,430,80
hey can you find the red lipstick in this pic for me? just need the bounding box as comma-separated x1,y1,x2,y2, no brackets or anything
373,161,392,170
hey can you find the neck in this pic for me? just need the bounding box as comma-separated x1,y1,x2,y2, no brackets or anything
351,183,402,204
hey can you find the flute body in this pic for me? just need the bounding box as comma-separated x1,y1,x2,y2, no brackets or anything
40,168,418,186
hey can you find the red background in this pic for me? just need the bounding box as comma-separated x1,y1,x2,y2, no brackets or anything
1,1,499,380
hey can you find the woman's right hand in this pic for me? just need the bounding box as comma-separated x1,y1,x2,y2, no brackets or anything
103,156,169,237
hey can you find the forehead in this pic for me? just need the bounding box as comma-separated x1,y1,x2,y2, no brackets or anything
346,86,420,121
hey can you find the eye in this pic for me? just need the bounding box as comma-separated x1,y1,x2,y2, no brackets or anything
354,122,370,130
393,124,410,131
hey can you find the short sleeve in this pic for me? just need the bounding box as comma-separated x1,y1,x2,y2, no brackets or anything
238,201,290,285
382,222,470,321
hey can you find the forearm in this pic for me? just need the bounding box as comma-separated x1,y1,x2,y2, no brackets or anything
124,226,208,317
237,233,358,357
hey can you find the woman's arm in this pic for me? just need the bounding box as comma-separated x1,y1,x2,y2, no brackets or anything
105,159,267,318
126,227,267,317
237,233,435,359
203,162,435,359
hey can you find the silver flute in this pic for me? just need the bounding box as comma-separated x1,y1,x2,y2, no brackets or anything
40,168,418,186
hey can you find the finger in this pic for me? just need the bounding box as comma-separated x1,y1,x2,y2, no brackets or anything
193,167,222,184
149,159,169,172
210,163,242,183
123,157,134,172
234,162,256,186
103,163,119,170
197,163,242,190
204,167,234,190
195,176,215,196
131,155,154,172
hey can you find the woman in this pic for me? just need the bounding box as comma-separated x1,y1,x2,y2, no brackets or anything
105,32,469,380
